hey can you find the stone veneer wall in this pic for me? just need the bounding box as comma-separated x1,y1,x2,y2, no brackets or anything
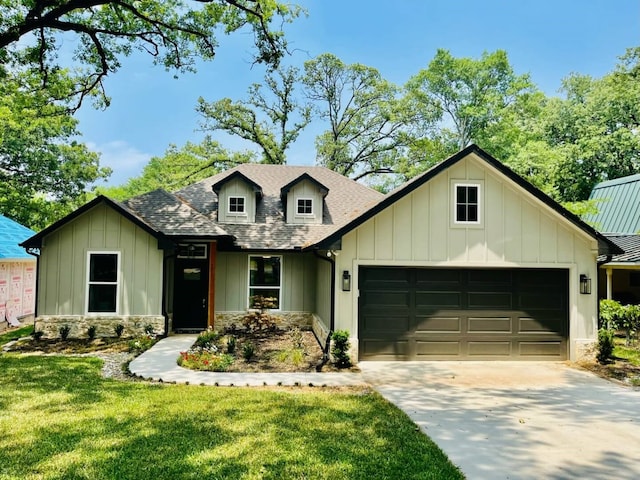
214,311,313,332
312,314,330,349
35,315,165,339
574,339,597,362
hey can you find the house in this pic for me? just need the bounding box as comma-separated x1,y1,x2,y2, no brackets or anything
22,145,620,361
0,215,36,332
585,174,640,304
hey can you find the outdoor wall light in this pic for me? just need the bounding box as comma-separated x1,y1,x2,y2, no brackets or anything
187,244,196,258
579,274,591,295
342,270,351,292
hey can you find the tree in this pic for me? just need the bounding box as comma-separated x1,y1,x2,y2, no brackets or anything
303,53,420,180
540,47,640,202
97,137,254,200
197,66,311,164
406,49,536,151
0,1,303,109
0,71,110,229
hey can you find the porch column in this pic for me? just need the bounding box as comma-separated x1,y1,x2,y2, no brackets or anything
606,267,613,300
208,241,217,328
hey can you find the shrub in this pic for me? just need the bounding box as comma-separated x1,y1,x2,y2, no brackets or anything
226,335,237,354
59,325,71,341
331,330,351,368
128,335,156,354
143,324,155,335
178,351,234,372
87,325,97,340
194,328,220,351
114,324,125,338
596,328,615,364
242,342,255,361
599,299,622,329
289,326,304,350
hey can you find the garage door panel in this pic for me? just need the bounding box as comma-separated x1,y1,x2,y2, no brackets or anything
415,316,461,333
468,292,513,309
359,267,568,361
415,341,461,357
415,291,462,308
467,341,512,356
467,317,512,333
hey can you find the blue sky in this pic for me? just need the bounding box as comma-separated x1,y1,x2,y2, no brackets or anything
74,0,640,186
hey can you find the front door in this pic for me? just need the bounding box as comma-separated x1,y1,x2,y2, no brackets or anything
173,258,209,331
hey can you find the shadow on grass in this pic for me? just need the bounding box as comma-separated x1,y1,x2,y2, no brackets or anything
0,355,463,480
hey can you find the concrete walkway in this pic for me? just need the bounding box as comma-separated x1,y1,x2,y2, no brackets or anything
129,334,366,387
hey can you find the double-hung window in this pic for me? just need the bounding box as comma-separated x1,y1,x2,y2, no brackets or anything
248,255,281,309
454,183,480,224
86,252,120,313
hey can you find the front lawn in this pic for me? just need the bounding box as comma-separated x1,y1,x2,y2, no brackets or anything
0,354,463,480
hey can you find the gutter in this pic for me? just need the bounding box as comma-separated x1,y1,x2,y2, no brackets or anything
313,249,335,371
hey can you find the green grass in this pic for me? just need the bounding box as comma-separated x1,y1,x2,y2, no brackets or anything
0,326,33,347
0,355,463,480
614,343,640,366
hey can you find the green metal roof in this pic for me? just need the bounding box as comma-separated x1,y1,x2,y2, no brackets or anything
587,174,640,234
0,215,35,259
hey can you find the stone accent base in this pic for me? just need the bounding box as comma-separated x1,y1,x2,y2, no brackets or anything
35,315,165,339
214,311,313,332
574,339,597,362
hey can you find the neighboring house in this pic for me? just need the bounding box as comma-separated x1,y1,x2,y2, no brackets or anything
0,215,36,332
22,145,620,361
586,174,640,304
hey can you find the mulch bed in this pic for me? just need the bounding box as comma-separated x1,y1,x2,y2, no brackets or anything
577,358,640,386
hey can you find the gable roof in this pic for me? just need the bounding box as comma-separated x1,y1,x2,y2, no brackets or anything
586,174,640,234
21,196,172,249
176,164,383,250
212,171,263,198
312,145,622,255
280,173,329,198
0,215,35,260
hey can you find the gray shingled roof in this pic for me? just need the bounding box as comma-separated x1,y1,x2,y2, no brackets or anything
600,235,640,263
123,189,232,238
586,174,640,234
163,164,384,249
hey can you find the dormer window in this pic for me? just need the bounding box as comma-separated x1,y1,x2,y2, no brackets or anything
296,198,313,215
228,196,246,215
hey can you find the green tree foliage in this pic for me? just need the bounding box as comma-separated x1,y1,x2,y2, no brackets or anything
303,53,421,180
539,47,640,202
0,70,109,229
97,137,254,200
197,66,311,164
0,0,302,109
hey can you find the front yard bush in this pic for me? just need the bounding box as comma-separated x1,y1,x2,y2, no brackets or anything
128,335,156,354
178,350,234,371
597,328,615,364
331,330,352,368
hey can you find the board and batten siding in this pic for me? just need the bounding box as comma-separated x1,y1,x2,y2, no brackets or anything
215,252,317,312
38,204,163,316
217,178,256,223
334,153,600,360
285,179,324,224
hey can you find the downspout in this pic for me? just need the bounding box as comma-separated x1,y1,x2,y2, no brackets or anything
314,249,335,371
25,248,40,329
596,254,613,325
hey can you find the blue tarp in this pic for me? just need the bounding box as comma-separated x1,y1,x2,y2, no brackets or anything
0,215,35,260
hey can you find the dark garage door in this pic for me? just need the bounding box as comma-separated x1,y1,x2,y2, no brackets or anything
358,267,568,360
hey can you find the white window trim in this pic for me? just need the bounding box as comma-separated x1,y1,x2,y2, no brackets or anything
247,255,282,311
227,195,247,216
176,243,208,259
295,197,314,216
85,251,121,315
453,182,482,225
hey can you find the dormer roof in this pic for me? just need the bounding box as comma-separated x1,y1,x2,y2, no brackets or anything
280,173,329,199
212,171,263,199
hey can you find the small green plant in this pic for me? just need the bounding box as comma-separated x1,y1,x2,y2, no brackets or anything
114,324,125,338
194,328,220,350
242,342,255,361
289,326,304,350
59,325,71,341
226,335,237,354
87,325,97,340
33,330,44,341
143,324,155,335
331,330,352,368
128,335,156,354
178,351,234,372
596,328,615,364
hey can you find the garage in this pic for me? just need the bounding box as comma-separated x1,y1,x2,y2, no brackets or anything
358,267,569,360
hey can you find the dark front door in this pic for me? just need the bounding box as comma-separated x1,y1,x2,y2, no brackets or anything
173,258,209,331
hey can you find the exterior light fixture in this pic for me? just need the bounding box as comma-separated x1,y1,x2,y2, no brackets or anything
579,274,591,295
342,270,351,292
187,244,196,258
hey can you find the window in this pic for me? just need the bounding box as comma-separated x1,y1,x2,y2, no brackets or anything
455,184,480,224
177,244,207,259
248,256,281,309
296,198,313,215
86,252,119,313
228,196,246,215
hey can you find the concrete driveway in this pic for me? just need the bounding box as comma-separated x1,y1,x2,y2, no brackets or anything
359,362,640,480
